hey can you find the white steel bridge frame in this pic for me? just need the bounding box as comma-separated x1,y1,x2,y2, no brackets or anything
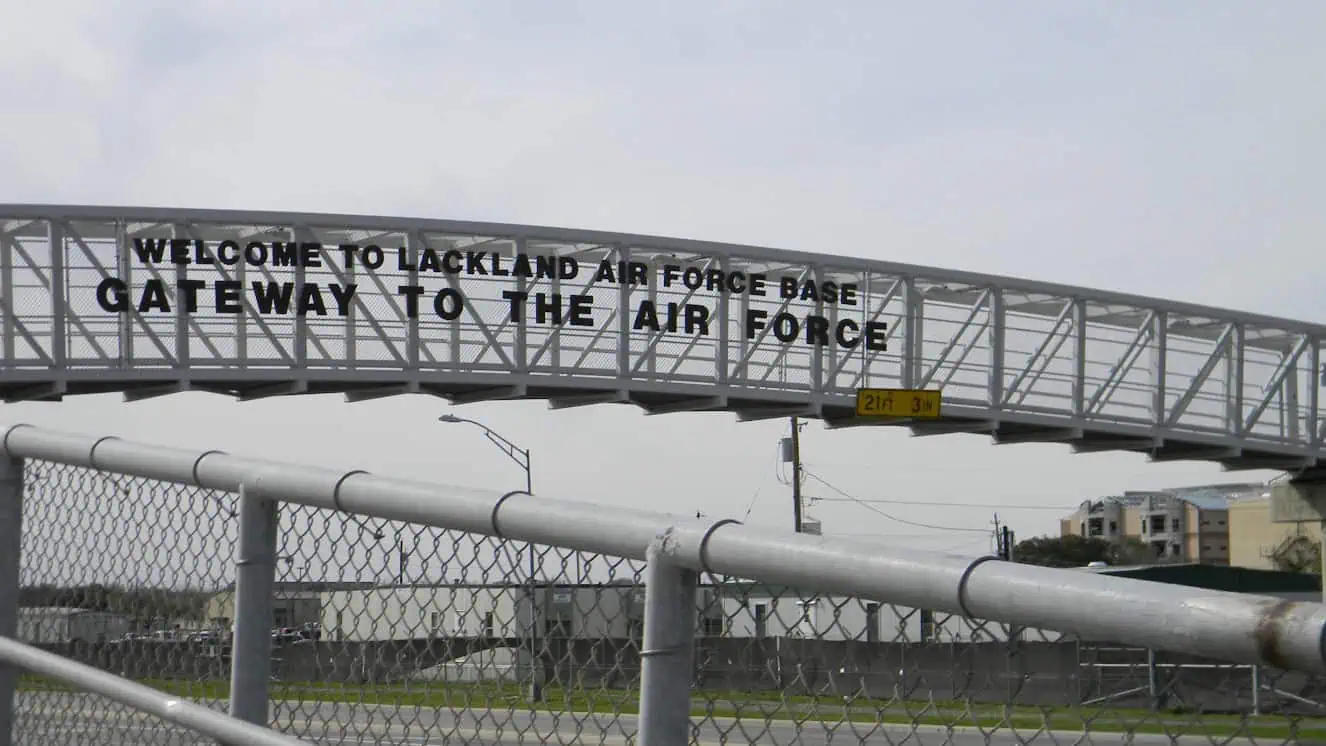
0,205,1323,479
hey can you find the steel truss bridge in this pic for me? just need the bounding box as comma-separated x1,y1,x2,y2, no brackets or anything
1,205,1323,479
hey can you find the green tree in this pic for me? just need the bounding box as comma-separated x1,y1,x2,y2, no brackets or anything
1012,534,1158,568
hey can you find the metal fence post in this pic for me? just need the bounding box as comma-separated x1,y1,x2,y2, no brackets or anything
637,539,697,746
229,485,279,729
0,456,22,746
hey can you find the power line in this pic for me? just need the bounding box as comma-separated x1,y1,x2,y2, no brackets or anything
809,496,1071,511
802,470,992,535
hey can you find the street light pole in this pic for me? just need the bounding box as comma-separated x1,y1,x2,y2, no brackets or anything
439,414,542,703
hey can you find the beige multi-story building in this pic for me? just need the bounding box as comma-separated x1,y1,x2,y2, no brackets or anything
1059,483,1268,565
1227,494,1319,571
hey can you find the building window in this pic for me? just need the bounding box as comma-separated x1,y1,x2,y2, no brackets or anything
702,617,723,637
1218,520,1226,526
754,604,768,639
1149,516,1167,534
430,612,442,634
1170,518,1180,533
1170,543,1181,557
1108,520,1117,533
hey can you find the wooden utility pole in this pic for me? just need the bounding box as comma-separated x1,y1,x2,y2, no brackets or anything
790,416,804,533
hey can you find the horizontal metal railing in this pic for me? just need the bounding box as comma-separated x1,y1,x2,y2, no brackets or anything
2,422,1323,675
0,637,311,745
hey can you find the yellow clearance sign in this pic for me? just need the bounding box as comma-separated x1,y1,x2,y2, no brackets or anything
855,388,943,419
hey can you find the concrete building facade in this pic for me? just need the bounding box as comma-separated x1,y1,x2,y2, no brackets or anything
1060,483,1268,564
318,582,725,642
313,581,1064,644
205,581,374,631
1228,495,1319,571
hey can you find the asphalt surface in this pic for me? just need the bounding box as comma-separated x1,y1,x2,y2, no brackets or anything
12,692,1269,745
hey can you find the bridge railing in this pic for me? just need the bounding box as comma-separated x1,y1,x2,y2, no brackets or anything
3,423,1326,745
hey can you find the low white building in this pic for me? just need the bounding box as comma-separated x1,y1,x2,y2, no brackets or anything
315,581,1064,644
320,582,669,642
17,607,131,644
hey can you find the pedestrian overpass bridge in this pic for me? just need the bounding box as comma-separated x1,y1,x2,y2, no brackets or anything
1,205,1322,480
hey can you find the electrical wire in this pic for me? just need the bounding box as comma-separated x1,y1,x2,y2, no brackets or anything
801,470,993,534
809,496,1071,511
741,485,761,521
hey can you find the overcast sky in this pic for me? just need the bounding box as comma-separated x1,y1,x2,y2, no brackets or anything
2,1,1324,569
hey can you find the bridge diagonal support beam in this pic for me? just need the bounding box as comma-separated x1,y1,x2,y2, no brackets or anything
631,255,716,377
42,225,114,361
850,276,904,389
0,232,54,366
169,222,321,364
1002,299,1074,409
1086,311,1156,416
62,224,172,361
472,237,556,368
918,288,990,389
730,267,812,381
175,222,295,366
432,238,515,370
523,244,617,370
829,277,901,385
295,225,408,366
1243,337,1309,435
1165,323,1236,428
756,264,831,389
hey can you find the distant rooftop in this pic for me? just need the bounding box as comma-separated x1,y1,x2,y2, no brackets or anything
1079,482,1269,512
18,606,96,616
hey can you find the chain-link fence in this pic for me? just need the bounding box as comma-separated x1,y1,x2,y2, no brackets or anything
10,457,1326,745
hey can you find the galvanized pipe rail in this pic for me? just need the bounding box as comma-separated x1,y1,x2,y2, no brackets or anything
3,422,1326,746
0,637,312,746
3,422,1323,674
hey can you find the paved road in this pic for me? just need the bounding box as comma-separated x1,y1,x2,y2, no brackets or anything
13,692,1271,745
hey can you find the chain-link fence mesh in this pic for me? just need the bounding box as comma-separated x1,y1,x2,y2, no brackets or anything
11,458,1326,744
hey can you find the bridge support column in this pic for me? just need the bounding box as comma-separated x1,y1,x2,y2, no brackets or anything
1268,481,1326,601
